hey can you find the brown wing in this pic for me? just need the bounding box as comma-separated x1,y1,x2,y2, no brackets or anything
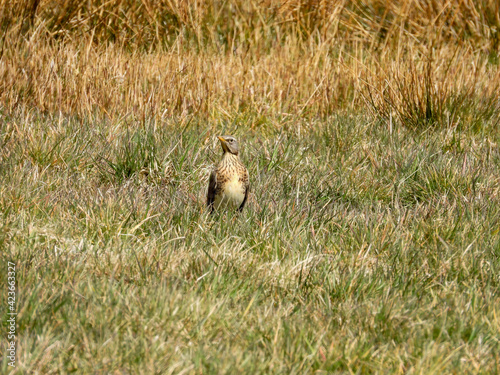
207,169,217,212
238,169,250,212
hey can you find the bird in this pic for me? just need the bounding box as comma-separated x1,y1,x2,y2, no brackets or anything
207,135,249,213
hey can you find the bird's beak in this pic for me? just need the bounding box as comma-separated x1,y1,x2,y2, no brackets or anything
218,136,230,152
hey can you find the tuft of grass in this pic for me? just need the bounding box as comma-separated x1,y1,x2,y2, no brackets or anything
363,49,500,131
96,129,159,184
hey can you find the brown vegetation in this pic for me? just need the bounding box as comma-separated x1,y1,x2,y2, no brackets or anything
1,0,499,128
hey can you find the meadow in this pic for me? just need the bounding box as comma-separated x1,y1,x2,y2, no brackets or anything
1,0,500,373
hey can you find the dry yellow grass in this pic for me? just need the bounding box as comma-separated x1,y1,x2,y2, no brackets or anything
1,0,499,127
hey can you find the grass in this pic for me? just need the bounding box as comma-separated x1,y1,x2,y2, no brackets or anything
1,0,500,373
1,111,500,373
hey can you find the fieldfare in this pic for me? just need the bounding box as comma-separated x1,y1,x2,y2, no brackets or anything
207,136,249,213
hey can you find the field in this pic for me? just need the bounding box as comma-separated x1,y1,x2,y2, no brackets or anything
1,1,500,373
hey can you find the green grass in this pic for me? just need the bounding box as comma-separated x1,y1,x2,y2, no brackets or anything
1,110,500,373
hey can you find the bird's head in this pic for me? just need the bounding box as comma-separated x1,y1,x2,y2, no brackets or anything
218,135,239,155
